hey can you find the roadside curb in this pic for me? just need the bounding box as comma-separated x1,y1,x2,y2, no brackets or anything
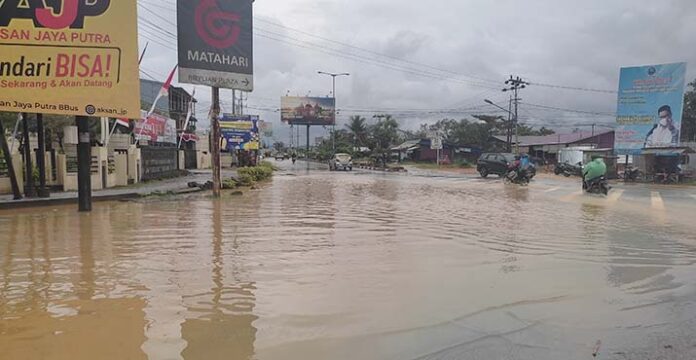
0,192,142,210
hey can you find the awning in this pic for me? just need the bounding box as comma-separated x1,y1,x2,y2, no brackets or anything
641,147,695,156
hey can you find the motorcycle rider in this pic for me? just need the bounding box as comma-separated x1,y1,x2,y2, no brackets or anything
291,152,297,164
508,154,530,181
582,156,607,190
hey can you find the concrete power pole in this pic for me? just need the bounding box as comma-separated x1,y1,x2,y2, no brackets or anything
502,76,529,154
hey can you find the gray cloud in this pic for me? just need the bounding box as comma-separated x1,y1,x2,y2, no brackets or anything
137,0,696,142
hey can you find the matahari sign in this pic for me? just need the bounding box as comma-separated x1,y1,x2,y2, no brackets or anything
0,0,141,118
177,0,254,91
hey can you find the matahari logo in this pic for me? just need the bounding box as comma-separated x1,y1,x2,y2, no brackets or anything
0,0,111,29
194,0,240,49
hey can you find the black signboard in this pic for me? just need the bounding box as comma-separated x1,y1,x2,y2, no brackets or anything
177,0,254,91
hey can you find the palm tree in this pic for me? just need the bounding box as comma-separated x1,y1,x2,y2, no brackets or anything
345,115,367,148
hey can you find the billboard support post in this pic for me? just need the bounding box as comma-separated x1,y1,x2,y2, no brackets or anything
0,117,22,200
212,87,222,198
36,114,49,198
22,113,36,198
76,116,92,212
306,125,311,159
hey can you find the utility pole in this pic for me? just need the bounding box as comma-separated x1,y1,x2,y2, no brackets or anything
502,76,529,154
36,113,49,198
211,87,221,197
76,116,91,211
318,71,350,154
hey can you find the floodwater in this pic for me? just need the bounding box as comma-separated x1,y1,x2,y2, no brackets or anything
2,165,696,360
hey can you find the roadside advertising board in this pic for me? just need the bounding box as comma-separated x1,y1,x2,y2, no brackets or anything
177,0,253,91
220,114,259,150
135,111,177,144
281,97,336,126
0,1,141,117
615,62,687,154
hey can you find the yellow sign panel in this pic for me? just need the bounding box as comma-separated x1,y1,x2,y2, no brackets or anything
0,0,140,118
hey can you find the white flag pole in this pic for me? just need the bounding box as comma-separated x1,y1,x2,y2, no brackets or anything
10,113,21,153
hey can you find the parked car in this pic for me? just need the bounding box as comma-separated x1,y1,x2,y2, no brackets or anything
274,153,289,160
477,153,537,179
329,153,353,171
477,153,516,177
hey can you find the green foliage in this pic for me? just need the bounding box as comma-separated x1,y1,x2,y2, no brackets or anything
682,80,696,142
346,115,368,147
237,173,255,186
238,164,274,183
259,160,279,171
222,178,238,189
369,115,400,165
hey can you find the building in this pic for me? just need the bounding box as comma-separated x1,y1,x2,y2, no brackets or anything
392,139,482,164
140,79,197,135
495,130,615,163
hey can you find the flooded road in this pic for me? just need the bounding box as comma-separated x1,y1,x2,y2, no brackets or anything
2,161,696,360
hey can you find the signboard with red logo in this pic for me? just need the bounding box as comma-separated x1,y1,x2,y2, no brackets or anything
0,0,141,118
177,0,253,91
135,110,178,144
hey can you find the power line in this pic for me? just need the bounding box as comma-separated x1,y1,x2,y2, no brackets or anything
522,102,615,116
527,81,617,94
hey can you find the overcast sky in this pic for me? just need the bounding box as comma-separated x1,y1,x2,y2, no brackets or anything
137,0,696,143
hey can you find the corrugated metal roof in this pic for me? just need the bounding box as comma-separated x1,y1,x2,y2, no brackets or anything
494,130,613,146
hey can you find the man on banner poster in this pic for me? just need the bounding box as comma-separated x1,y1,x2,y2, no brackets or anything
615,62,687,154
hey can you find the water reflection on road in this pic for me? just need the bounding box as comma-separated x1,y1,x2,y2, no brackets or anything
1,165,696,359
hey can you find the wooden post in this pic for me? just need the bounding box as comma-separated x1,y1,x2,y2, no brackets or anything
211,87,221,197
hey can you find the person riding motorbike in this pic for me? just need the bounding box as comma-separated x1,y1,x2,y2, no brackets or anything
291,152,297,164
582,156,607,190
507,154,530,182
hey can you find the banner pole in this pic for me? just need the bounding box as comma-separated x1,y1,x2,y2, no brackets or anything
0,116,22,200
76,116,92,212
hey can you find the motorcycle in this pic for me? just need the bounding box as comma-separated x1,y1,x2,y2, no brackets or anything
621,166,642,182
554,162,583,177
583,176,610,196
504,168,530,186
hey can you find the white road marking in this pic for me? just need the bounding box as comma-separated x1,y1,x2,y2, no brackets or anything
651,191,665,210
607,189,625,204
544,187,560,193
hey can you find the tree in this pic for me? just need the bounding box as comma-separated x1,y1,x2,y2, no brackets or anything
682,79,696,142
369,114,400,165
345,115,368,148
517,124,556,136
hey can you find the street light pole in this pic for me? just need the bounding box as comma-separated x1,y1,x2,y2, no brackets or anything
318,71,349,154
484,98,515,152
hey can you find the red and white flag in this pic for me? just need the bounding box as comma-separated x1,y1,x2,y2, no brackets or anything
147,64,178,116
115,118,130,128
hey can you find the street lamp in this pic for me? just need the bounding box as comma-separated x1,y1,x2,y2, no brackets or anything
318,71,350,154
484,99,515,152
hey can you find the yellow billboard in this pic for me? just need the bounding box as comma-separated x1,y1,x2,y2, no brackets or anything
0,0,141,118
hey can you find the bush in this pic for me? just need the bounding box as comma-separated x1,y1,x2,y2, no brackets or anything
238,164,273,181
222,179,238,189
237,173,255,186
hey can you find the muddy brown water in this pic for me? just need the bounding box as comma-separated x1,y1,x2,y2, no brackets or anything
1,171,696,360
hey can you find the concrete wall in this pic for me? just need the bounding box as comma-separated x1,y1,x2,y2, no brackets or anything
178,151,185,170
114,153,129,187
0,154,24,195
197,152,211,169
128,146,141,184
